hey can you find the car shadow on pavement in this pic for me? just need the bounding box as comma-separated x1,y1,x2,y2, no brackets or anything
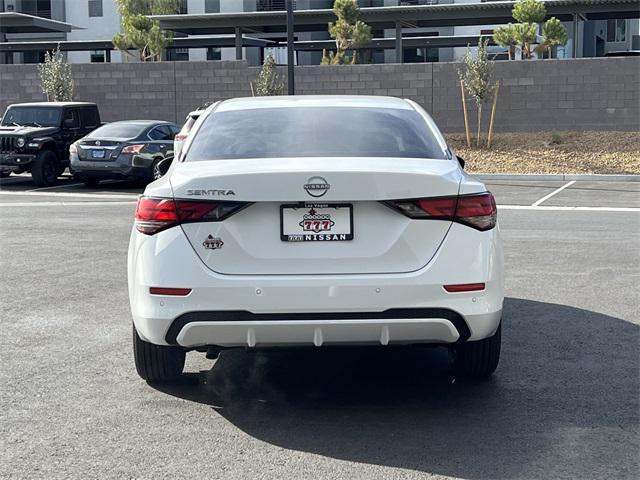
153,298,639,478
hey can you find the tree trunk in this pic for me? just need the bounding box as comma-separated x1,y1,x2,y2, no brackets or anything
460,80,471,148
487,82,500,149
476,103,482,148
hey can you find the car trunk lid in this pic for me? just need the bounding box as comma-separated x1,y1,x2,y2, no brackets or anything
170,157,461,275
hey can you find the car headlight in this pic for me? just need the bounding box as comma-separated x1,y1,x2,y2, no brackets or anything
16,137,25,148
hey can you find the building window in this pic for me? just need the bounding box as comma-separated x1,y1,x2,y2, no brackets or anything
22,51,46,64
20,0,52,19
257,0,295,11
205,0,220,13
207,48,221,60
88,0,103,17
399,0,440,5
167,48,189,61
178,0,188,14
607,19,626,43
90,50,105,62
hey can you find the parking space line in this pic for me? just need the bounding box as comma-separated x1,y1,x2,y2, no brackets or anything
26,183,84,192
531,180,576,206
0,201,136,207
499,205,640,212
0,190,140,200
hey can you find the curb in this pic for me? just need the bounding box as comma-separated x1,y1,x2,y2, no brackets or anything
473,174,640,182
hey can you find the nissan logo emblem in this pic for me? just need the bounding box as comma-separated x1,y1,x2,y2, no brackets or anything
303,176,330,197
95,140,101,146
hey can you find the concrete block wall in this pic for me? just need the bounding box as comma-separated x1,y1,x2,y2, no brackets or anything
432,57,640,132
1,57,638,132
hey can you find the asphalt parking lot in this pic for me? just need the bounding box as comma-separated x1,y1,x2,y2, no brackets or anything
1,174,638,479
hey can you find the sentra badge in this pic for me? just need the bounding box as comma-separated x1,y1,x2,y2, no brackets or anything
187,189,235,196
203,235,224,250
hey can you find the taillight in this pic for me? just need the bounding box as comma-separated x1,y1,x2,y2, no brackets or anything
134,196,247,235
175,133,188,140
392,197,457,220
387,192,497,231
122,144,145,155
454,193,497,231
69,143,77,155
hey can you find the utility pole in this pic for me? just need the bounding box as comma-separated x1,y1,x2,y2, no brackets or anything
286,0,295,95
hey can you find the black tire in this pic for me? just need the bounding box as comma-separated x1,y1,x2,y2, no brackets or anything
31,150,59,187
82,178,100,187
453,322,501,378
133,326,185,383
0,171,10,178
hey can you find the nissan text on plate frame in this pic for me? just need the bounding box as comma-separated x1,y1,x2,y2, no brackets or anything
128,96,504,383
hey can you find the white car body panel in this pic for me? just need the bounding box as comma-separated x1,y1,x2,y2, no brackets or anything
172,157,462,275
129,95,504,351
128,222,503,347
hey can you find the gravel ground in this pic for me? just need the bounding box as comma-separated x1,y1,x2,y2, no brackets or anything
446,131,640,174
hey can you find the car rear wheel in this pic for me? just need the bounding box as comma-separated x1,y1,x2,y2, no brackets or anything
31,150,59,187
151,158,164,181
133,326,185,383
452,322,501,378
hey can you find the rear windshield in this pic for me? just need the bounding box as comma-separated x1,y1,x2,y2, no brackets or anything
1,107,61,127
86,122,145,139
186,107,446,161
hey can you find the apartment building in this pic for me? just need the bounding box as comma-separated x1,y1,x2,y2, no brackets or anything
1,0,638,64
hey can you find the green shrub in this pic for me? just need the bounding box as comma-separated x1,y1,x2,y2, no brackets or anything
550,132,562,145
253,54,285,96
38,45,74,101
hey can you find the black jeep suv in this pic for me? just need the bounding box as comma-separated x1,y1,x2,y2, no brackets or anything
0,102,101,187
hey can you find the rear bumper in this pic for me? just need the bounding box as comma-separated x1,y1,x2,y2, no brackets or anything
70,154,150,179
0,153,36,169
129,222,504,347
166,308,476,347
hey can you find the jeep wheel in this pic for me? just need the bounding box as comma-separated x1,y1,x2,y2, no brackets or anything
452,322,501,379
31,150,59,187
82,178,100,187
133,326,185,383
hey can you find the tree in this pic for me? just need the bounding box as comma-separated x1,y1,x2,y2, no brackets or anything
511,0,547,59
493,23,518,60
38,45,74,101
113,0,180,62
252,54,285,96
512,0,546,24
540,17,568,58
321,0,372,65
514,22,538,59
458,39,495,147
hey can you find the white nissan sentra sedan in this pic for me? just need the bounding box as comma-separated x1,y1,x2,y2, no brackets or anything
128,96,503,383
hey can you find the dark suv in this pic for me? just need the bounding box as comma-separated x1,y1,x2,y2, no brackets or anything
0,102,101,187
